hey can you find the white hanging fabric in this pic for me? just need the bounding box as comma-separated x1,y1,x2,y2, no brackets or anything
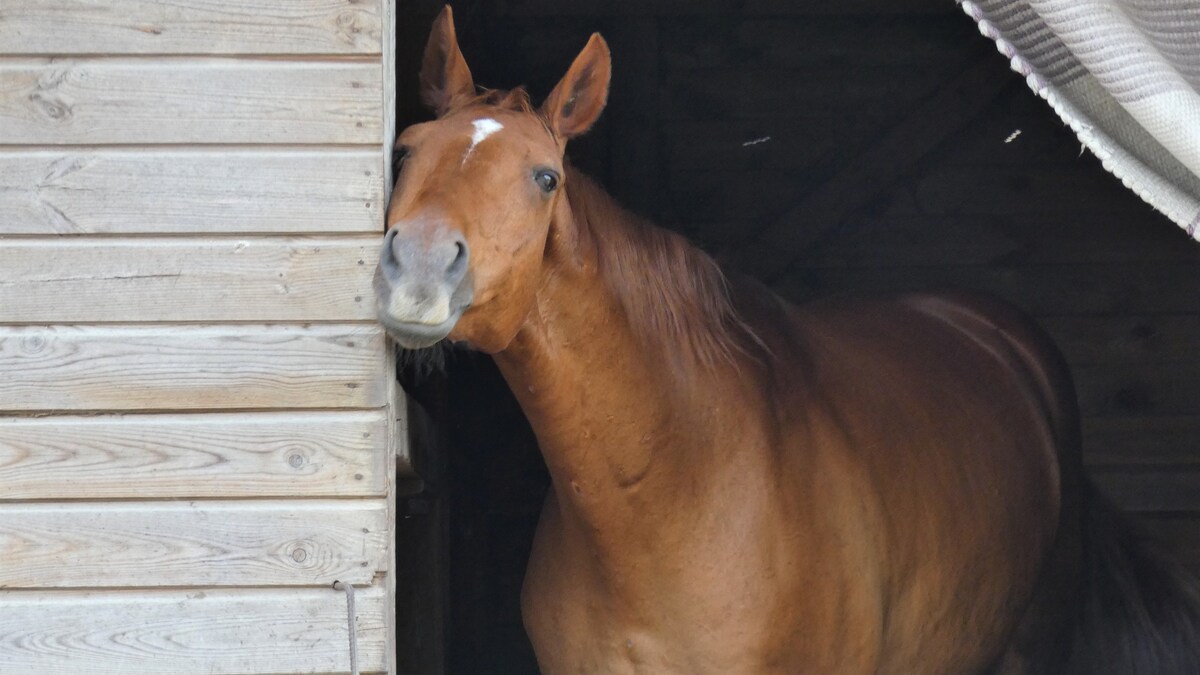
960,0,1200,240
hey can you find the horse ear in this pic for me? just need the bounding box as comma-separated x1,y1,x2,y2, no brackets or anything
420,5,475,116
542,33,611,139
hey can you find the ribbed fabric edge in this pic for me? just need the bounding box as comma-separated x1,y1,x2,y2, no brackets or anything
958,0,1200,240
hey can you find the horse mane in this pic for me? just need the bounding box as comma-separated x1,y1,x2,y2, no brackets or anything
564,168,767,375
464,86,537,113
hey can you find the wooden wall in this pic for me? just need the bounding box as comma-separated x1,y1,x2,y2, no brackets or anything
395,0,1200,672
0,2,399,673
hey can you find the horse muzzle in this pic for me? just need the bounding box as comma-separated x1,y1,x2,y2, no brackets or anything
374,226,473,349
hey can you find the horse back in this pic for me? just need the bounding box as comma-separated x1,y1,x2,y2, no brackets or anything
745,287,1077,672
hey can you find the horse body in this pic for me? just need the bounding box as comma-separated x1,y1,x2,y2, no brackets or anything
498,172,1066,673
376,7,1200,673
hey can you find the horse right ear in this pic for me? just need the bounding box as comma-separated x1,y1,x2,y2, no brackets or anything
420,5,476,116
542,33,611,140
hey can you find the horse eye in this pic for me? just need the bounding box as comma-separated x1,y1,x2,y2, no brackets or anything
534,170,560,193
391,146,409,177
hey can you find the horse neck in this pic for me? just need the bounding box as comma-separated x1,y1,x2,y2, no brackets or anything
491,170,748,532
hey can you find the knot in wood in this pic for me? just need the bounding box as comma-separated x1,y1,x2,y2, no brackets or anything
30,93,71,121
19,334,47,354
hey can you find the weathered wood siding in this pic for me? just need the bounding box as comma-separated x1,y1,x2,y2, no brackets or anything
0,2,398,673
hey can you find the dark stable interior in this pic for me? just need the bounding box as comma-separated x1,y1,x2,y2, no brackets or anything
392,2,1200,673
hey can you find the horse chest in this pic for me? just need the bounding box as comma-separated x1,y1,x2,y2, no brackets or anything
521,482,888,674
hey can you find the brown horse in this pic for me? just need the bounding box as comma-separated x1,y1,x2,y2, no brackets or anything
376,7,1200,673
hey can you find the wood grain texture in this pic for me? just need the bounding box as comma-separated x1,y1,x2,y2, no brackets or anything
1,0,382,55
0,148,384,234
0,586,387,674
1073,361,1200,417
793,215,1200,268
0,237,378,322
380,1,400,668
0,411,390,499
1042,315,1200,365
0,1,399,668
729,57,1016,277
0,324,386,411
431,0,952,16
1136,514,1200,571
382,0,398,193
661,17,972,71
0,500,387,587
907,165,1154,218
660,65,957,122
666,119,867,175
0,59,382,144
605,20,663,221
780,263,1200,316
1093,469,1200,513
1083,416,1200,467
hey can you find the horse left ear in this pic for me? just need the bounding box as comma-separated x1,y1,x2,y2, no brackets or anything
420,6,476,116
543,33,611,140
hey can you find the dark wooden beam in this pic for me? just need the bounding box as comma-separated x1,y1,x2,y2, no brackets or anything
408,0,956,17
731,55,1021,280
605,18,664,220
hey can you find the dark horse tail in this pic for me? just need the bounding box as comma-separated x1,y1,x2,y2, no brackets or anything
1060,483,1200,674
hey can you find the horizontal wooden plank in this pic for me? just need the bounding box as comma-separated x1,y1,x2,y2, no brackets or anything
1083,416,1200,468
404,0,953,16
0,586,387,674
1,0,382,55
660,65,955,121
661,17,975,70
794,213,1200,268
0,324,386,411
668,168,803,221
0,148,384,234
0,59,382,144
0,411,390,500
1094,469,1200,513
936,111,1087,167
672,158,1158,229
0,237,379,322
906,165,1153,217
666,118,886,175
0,500,387,588
1073,362,1200,418
1133,514,1200,572
1042,315,1200,365
690,218,756,248
726,56,1018,279
780,263,1200,315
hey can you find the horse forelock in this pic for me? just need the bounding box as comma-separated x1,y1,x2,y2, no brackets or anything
465,86,531,109
453,87,557,140
564,170,765,377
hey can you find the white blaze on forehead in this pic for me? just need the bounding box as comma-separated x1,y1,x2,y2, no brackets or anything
472,118,504,145
462,118,504,163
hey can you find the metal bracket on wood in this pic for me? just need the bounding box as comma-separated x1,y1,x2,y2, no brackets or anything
332,580,359,675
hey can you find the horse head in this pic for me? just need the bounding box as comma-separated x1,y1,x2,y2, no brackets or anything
375,5,611,352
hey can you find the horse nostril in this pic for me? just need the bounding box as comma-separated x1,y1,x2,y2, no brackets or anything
380,229,402,276
446,239,468,280
382,226,466,285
